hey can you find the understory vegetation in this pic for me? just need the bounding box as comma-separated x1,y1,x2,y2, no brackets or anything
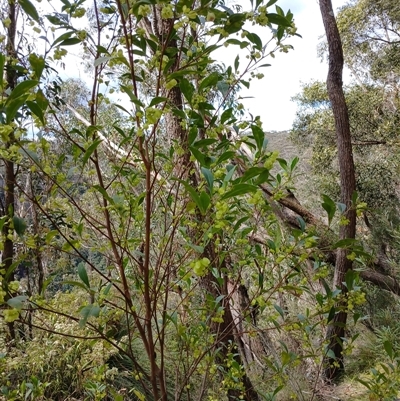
0,0,399,400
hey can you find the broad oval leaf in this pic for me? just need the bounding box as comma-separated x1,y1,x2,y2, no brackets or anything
221,183,258,200
13,216,27,236
77,262,90,287
6,80,38,103
7,295,28,310
19,0,39,22
199,72,220,92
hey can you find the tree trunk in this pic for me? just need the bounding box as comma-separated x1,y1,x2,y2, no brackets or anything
2,0,18,343
319,0,357,381
151,8,259,399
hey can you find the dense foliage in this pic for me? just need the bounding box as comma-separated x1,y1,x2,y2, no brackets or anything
0,0,399,400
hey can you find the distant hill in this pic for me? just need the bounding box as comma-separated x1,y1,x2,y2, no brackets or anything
264,130,318,210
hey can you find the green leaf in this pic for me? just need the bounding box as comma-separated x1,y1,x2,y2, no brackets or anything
149,97,168,107
26,101,45,125
199,191,210,214
21,147,39,164
0,53,5,88
296,216,306,231
199,72,219,92
179,78,195,103
82,138,102,166
251,125,264,151
6,96,28,123
383,341,393,359
336,202,346,213
79,304,100,327
274,304,285,319
221,108,234,124
28,53,45,79
179,180,207,215
77,262,90,287
247,32,262,50
194,139,217,148
216,151,235,165
46,14,67,25
344,269,357,291
7,295,28,310
120,85,144,108
189,146,206,166
19,0,39,22
201,167,214,193
114,104,132,116
0,216,8,232
221,183,257,200
45,230,59,243
266,0,278,6
290,156,299,171
234,55,239,71
35,89,49,110
224,165,237,183
321,194,336,225
52,31,74,47
6,80,38,103
93,185,113,203
94,56,112,67
58,38,81,46
13,216,27,236
332,238,356,249
240,167,266,182
327,306,336,323
267,13,292,27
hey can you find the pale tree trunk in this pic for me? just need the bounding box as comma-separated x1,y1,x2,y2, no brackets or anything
319,0,357,381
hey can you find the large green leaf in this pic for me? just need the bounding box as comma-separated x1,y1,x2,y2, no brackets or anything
179,78,195,103
52,31,75,47
28,53,45,79
267,13,292,27
58,38,81,46
77,262,90,287
26,100,45,125
7,295,28,310
201,167,214,193
19,0,39,22
5,96,28,123
13,216,27,236
82,138,102,166
6,80,38,103
35,89,49,110
179,180,209,215
199,72,220,92
321,194,336,225
221,183,257,200
251,125,265,151
246,33,262,50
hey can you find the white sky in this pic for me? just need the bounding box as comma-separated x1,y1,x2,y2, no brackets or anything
53,0,349,132
236,0,349,131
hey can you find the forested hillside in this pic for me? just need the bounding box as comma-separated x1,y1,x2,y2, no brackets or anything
0,0,399,400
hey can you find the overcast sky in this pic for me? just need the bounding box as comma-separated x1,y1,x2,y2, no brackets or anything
235,0,349,131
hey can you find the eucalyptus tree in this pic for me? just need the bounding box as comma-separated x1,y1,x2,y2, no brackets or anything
292,0,400,382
